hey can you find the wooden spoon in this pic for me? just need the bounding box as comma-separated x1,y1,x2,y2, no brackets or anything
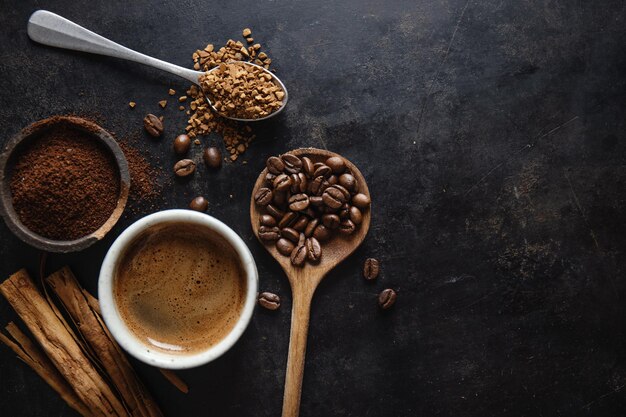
250,148,371,417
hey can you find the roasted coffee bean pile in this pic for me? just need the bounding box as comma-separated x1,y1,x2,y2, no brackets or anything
254,153,370,267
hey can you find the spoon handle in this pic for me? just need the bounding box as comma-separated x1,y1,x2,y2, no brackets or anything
27,10,201,84
282,282,315,417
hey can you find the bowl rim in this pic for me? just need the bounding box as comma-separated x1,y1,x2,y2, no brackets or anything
0,115,130,253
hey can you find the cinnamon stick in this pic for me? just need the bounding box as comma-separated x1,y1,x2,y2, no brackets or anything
0,322,94,417
47,267,163,417
0,269,127,417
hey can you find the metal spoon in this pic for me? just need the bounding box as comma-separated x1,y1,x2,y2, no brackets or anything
27,10,288,122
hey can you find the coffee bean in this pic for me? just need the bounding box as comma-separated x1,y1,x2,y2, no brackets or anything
258,292,281,310
267,156,285,174
292,216,309,232
204,147,222,169
349,206,363,224
339,203,350,220
281,154,302,174
304,218,319,237
173,134,191,154
143,113,163,137
363,258,380,280
174,159,196,177
297,173,308,192
266,204,284,219
290,242,308,266
273,174,292,191
325,156,346,174
309,176,326,195
313,224,331,241
338,173,357,192
306,237,322,262
254,187,273,206
338,219,356,235
309,196,324,206
378,289,397,310
189,196,208,212
289,174,300,193
298,232,306,246
281,227,300,243
276,238,295,256
313,164,332,178
322,214,340,229
322,186,346,209
288,193,310,211
259,226,280,241
333,184,351,201
313,162,325,170
327,175,338,185
273,190,287,206
279,212,298,228
302,156,314,177
265,172,276,182
352,193,371,209
260,214,277,227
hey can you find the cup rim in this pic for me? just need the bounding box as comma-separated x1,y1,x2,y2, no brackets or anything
98,209,258,369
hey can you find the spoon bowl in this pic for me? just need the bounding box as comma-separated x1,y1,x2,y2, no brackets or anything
250,148,371,417
27,10,288,122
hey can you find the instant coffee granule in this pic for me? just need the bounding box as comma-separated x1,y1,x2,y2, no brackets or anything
9,124,120,240
181,33,276,161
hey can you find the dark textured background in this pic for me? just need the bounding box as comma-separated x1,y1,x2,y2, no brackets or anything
1,0,625,416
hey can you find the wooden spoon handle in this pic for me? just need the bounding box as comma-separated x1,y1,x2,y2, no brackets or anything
281,285,315,417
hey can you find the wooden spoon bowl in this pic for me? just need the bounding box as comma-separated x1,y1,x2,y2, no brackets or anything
250,148,371,417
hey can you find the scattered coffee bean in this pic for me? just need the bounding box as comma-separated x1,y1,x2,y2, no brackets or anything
258,292,281,310
254,187,273,206
363,258,380,280
174,159,196,177
143,113,163,137
378,289,397,310
267,156,285,174
290,242,308,266
281,154,302,174
173,134,191,154
276,238,295,256
352,193,371,209
309,196,324,206
325,156,346,174
306,237,322,262
288,193,310,211
203,147,222,169
349,206,363,224
260,214,277,227
281,227,300,243
189,196,208,212
259,226,280,241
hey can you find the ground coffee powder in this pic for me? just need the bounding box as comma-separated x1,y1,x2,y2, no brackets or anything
9,124,120,240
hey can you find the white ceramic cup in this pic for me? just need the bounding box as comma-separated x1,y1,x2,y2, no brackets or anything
99,209,258,369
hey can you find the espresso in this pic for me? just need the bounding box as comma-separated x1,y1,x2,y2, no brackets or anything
114,222,246,354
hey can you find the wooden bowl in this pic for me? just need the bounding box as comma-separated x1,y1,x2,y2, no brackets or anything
0,116,130,253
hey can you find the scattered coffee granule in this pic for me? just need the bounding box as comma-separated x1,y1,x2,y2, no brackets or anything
199,62,284,120
118,140,162,212
168,89,176,96
180,33,277,161
129,101,136,109
9,124,120,240
158,100,167,108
